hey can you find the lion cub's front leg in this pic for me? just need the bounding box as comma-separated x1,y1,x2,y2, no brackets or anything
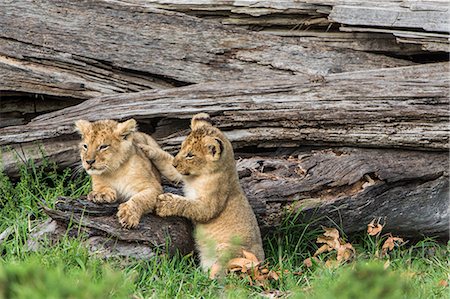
88,184,117,204
117,188,161,229
155,193,186,218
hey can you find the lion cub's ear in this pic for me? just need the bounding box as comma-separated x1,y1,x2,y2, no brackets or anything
116,119,137,139
204,136,224,161
74,120,91,137
191,113,212,130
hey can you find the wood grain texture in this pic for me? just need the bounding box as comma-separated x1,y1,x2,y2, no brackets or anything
39,196,195,257
236,147,448,238
41,147,449,243
142,0,449,53
1,62,448,176
0,0,412,101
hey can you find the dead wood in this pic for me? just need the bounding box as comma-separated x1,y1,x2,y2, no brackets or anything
143,0,449,53
32,196,195,258
38,146,448,254
1,62,448,177
0,0,411,102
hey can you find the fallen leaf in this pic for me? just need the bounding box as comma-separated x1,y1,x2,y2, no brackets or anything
303,257,319,268
438,280,448,287
241,265,248,273
268,270,280,281
316,236,341,250
336,243,355,262
228,257,260,270
303,258,313,268
383,260,390,270
242,250,259,263
322,227,340,240
367,219,383,236
313,244,332,256
382,236,405,255
261,268,269,274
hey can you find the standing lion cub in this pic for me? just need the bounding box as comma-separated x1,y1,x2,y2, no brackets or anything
139,113,264,271
75,118,178,228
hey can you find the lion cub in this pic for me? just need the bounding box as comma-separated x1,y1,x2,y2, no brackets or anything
139,113,264,271
75,118,177,228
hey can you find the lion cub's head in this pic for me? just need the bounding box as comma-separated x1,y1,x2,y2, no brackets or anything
74,119,137,175
173,113,233,177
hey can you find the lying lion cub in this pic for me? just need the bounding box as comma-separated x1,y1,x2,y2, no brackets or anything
139,113,264,271
75,118,177,228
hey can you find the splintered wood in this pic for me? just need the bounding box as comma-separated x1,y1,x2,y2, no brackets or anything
144,0,450,53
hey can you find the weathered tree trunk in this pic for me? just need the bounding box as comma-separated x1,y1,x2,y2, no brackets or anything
40,146,448,250
236,148,448,238
142,0,450,53
1,62,448,177
0,0,411,99
29,197,195,258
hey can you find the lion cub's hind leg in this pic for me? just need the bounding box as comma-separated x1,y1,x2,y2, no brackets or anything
117,187,161,229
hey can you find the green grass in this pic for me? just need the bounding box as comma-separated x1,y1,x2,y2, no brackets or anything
0,159,448,298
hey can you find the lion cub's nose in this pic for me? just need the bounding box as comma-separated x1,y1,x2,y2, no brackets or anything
86,159,96,166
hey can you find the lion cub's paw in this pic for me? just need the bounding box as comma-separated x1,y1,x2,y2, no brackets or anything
88,189,116,203
156,193,178,217
137,144,157,158
117,201,141,229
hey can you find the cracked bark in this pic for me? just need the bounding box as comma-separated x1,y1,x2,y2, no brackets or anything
1,62,448,177
141,0,449,53
0,0,411,100
38,146,448,253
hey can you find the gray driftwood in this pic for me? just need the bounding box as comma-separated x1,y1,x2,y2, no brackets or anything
1,62,448,177
38,147,448,250
0,0,411,100
142,0,449,53
237,148,448,238
30,196,195,258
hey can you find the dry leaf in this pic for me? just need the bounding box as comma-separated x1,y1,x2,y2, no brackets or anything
438,280,448,287
314,244,332,256
242,250,259,263
261,268,269,274
383,260,390,270
228,257,260,270
316,236,341,250
268,270,280,281
367,219,383,236
382,236,405,255
322,227,340,240
303,258,313,268
336,243,355,262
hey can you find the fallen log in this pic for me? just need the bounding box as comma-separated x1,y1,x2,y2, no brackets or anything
144,0,450,54
1,62,448,176
0,0,411,100
36,146,448,254
28,196,195,258
237,148,448,238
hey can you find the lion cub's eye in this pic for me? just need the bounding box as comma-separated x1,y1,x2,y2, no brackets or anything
186,152,194,159
98,144,109,151
82,144,88,150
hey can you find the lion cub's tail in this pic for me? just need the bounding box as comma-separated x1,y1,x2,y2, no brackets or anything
191,113,212,130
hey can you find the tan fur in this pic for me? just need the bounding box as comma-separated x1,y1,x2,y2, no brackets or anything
75,118,169,229
139,113,264,271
